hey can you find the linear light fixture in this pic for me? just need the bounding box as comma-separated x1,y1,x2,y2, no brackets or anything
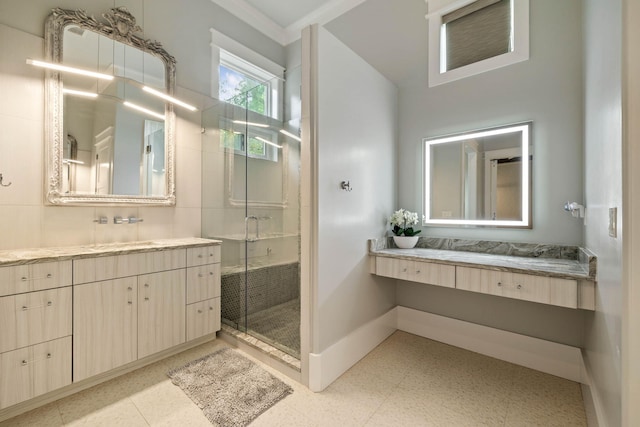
232,120,269,128
27,59,113,81
123,101,166,120
279,129,301,142
255,136,282,149
62,88,98,98
142,86,197,111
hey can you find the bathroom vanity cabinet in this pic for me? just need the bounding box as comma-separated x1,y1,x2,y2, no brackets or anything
0,238,221,417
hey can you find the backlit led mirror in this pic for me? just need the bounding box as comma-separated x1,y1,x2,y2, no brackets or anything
423,122,532,228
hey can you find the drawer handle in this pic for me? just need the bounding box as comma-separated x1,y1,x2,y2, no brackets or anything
209,306,214,311
198,254,203,258
21,353,52,366
197,309,203,314
144,297,149,301
22,301,53,311
516,284,522,290
416,270,421,274
198,273,204,278
21,273,53,282
128,301,133,305
497,281,502,287
144,284,149,288
209,272,214,276
402,268,407,272
209,253,214,257
127,287,133,291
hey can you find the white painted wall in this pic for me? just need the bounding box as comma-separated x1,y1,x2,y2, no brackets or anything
312,26,397,353
583,0,623,425
0,0,286,250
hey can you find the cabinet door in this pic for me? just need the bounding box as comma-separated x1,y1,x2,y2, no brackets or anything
0,287,72,354
186,298,221,341
138,269,185,359
0,336,72,409
73,277,138,382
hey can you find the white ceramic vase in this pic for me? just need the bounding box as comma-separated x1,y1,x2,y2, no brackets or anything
393,235,419,249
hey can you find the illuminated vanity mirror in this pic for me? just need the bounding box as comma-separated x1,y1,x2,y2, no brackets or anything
44,7,176,205
423,122,532,227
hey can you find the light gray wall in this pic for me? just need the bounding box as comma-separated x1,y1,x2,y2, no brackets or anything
397,0,584,245
0,0,286,95
583,0,623,425
315,26,397,352
390,0,587,348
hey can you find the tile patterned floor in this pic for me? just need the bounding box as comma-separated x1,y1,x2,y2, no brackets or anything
0,331,587,426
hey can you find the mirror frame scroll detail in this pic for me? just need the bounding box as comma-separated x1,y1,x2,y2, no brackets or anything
44,7,177,206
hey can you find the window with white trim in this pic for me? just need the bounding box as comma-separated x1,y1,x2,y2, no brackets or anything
211,29,284,161
427,0,529,87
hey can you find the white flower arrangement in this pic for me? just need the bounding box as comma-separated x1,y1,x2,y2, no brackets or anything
389,209,422,237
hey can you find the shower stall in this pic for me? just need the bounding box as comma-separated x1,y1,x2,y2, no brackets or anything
201,68,301,359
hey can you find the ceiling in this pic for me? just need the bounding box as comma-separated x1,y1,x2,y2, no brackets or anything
210,0,367,45
210,0,430,86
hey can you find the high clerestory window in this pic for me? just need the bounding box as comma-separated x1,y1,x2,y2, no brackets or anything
427,0,529,87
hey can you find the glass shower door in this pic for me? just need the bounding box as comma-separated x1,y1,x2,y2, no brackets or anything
202,74,301,359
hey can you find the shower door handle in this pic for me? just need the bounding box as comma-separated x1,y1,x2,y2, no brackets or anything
245,216,259,242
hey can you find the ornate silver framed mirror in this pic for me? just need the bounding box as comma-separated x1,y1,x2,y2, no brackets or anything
43,7,176,205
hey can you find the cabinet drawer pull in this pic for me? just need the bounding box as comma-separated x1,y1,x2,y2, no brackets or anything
127,287,133,291
517,284,522,290
197,309,203,314
20,273,54,282
198,273,203,278
197,254,203,259
209,306,213,311
402,268,407,272
21,301,53,311
144,297,149,301
21,353,52,366
209,271,214,276
144,283,149,288
128,301,133,305
497,281,502,287
416,270,421,274
209,253,214,257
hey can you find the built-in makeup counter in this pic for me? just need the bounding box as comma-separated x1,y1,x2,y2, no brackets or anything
369,237,596,310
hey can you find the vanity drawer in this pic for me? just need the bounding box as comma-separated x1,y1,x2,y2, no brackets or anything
186,298,221,341
187,245,221,267
186,264,221,304
376,257,455,288
0,336,72,409
0,287,72,354
0,261,72,297
73,249,187,284
456,266,578,309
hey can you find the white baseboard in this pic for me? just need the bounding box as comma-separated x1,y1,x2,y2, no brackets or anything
580,352,606,427
308,307,397,392
396,306,586,384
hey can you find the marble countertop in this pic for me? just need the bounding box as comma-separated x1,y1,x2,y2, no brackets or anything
0,238,222,267
369,238,596,281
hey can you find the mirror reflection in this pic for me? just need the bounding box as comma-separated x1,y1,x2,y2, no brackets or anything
45,7,177,205
423,122,532,227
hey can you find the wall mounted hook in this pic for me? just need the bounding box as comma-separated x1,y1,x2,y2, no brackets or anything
340,180,352,192
0,173,12,187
